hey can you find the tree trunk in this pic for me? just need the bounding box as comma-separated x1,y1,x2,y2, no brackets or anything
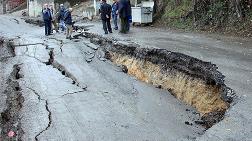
2,0,6,14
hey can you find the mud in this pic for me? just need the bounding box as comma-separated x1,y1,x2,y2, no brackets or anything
84,31,236,128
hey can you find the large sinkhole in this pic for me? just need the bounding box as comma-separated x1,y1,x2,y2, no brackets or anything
84,32,236,129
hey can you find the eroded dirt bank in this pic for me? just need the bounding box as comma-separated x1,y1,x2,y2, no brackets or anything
0,38,24,140
84,32,235,128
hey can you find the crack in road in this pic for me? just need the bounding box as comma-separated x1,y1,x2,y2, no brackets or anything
43,47,88,89
20,44,88,91
60,90,86,98
35,100,52,141
23,54,45,64
9,18,20,24
0,56,15,61
13,43,45,47
0,64,24,140
26,87,52,141
26,87,44,101
47,37,64,53
1,36,87,140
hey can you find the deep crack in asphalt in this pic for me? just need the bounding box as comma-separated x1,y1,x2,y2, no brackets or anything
0,64,24,140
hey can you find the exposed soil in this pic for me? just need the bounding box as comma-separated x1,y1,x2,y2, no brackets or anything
83,31,236,128
0,64,24,140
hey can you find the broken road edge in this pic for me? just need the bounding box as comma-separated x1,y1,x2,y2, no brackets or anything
83,31,237,129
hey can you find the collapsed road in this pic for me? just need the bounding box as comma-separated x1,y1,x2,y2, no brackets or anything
0,15,251,141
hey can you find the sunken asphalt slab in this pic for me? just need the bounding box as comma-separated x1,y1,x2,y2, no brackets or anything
0,15,204,141
0,15,251,141
83,21,252,141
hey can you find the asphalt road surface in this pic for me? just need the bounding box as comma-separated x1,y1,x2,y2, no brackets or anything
86,22,252,141
0,15,205,141
0,15,252,141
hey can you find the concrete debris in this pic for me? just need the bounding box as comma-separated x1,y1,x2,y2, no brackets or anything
85,53,95,63
86,43,98,50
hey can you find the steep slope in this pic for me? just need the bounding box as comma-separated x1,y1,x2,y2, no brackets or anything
153,0,252,36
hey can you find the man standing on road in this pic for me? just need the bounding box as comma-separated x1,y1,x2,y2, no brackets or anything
49,5,58,33
64,8,74,39
53,10,60,33
126,0,132,32
58,4,66,32
112,0,119,30
100,0,112,34
42,4,52,36
118,0,131,33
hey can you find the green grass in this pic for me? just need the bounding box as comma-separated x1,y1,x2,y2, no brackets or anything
161,0,193,29
164,0,193,18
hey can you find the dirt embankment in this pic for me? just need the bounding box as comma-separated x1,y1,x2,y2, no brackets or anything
83,32,235,128
153,0,252,37
0,38,24,140
20,17,236,128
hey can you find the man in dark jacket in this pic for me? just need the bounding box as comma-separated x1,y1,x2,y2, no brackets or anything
118,0,131,33
58,4,66,32
100,0,112,34
64,8,73,39
112,0,119,30
125,0,132,32
42,4,52,36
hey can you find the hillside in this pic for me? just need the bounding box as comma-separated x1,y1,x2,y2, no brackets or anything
153,0,252,37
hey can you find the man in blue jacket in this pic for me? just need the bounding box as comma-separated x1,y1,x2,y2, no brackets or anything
112,0,119,30
42,4,52,36
100,0,112,34
64,8,73,39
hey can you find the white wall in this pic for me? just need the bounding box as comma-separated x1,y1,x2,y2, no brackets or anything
28,0,54,17
93,0,113,15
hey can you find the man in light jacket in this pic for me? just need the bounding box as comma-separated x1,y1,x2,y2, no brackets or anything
112,0,119,30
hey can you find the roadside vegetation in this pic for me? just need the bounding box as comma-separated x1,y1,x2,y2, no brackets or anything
153,0,252,36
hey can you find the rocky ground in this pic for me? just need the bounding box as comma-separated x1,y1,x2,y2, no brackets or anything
0,14,252,141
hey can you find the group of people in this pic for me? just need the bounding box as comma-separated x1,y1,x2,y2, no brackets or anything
42,0,132,38
100,0,132,34
42,4,74,39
